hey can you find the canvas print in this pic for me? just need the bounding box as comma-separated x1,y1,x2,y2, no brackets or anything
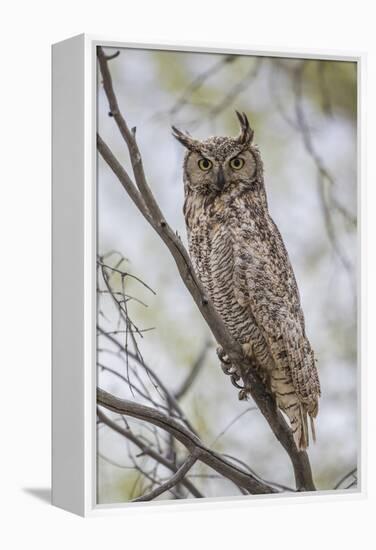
96,45,358,504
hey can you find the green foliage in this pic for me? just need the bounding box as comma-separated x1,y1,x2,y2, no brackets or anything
304,60,357,120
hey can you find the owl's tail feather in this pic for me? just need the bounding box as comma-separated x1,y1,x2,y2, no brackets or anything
273,375,317,450
293,406,317,451
309,414,317,444
298,404,309,451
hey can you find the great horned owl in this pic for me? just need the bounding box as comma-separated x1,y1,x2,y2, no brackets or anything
172,112,321,451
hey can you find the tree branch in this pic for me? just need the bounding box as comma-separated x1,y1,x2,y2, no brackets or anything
97,46,316,492
174,340,211,400
132,451,200,502
97,407,203,498
169,55,236,117
98,387,278,495
97,325,199,435
292,62,355,273
334,467,357,490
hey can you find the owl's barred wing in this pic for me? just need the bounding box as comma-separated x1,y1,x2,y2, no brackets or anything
232,228,320,414
279,321,321,415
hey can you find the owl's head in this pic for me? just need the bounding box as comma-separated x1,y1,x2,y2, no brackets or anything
172,112,262,198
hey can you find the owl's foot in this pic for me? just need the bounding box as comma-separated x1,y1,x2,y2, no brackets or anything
221,363,243,387
238,386,251,401
216,346,231,365
230,370,243,388
217,346,248,395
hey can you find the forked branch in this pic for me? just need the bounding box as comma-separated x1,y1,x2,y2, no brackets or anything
98,387,277,495
132,451,200,502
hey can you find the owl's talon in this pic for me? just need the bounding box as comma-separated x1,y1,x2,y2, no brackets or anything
230,374,244,389
221,363,235,375
216,346,230,365
238,388,249,401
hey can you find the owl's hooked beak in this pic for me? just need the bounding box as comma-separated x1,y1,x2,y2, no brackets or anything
216,165,226,191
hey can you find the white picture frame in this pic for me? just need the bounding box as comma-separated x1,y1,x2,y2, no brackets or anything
52,34,365,517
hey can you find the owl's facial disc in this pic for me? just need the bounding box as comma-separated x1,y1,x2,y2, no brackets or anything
185,148,257,196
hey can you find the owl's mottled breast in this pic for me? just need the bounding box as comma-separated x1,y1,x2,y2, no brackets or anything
185,193,266,348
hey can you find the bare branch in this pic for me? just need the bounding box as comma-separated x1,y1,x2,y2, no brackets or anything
98,47,166,224
180,58,263,130
292,62,356,274
98,362,180,417
210,407,258,446
169,55,236,117
97,326,199,435
97,408,203,498
222,453,296,493
174,340,212,400
207,58,263,120
317,61,333,117
334,467,357,490
98,387,278,495
98,258,156,295
105,50,120,61
97,134,153,223
132,451,200,502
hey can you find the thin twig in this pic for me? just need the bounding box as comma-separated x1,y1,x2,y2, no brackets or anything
97,326,198,435
98,259,156,295
174,340,212,400
292,62,356,272
210,407,258,446
98,408,204,498
132,451,200,502
208,58,263,119
334,467,357,490
169,55,236,117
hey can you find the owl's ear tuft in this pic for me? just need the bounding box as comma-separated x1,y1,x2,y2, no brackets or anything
235,111,254,146
171,126,200,151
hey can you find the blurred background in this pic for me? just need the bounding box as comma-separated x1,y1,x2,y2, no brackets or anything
97,46,357,504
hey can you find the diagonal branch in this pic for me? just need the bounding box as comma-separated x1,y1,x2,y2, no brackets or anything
169,55,236,117
333,467,357,490
206,58,263,120
292,62,355,272
132,451,200,502
97,408,203,498
174,340,211,400
98,387,277,495
96,135,152,222
97,325,198,435
97,47,316,492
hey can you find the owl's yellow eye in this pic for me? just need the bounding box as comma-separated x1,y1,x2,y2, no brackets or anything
198,158,212,171
230,157,245,170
